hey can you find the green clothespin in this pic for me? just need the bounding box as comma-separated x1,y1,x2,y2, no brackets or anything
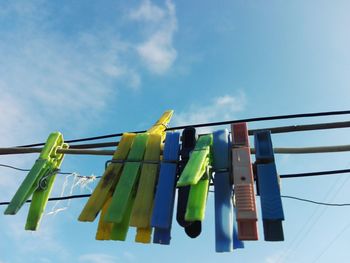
177,135,212,186
4,132,68,230
177,134,213,222
104,133,149,223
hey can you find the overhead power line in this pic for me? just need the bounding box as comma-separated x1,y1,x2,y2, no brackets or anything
1,163,350,206
17,110,350,147
281,195,350,207
1,193,349,207
2,163,350,179
2,144,350,156
16,120,349,150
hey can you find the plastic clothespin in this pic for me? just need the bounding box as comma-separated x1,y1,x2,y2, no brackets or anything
130,134,162,244
151,132,180,245
175,128,200,237
133,111,174,244
176,128,203,238
4,132,68,230
130,133,161,227
103,111,173,243
177,134,212,230
231,123,259,240
79,133,136,222
104,133,149,224
213,129,244,252
254,130,284,242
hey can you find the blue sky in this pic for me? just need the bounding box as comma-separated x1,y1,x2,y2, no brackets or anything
1,0,350,262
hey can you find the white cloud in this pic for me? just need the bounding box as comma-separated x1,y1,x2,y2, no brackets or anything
132,0,178,74
129,0,165,22
123,251,136,262
265,251,284,263
173,92,246,133
79,253,119,263
1,214,70,261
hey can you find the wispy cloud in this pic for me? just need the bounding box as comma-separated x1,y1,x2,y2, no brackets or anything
131,0,178,74
1,214,70,262
0,0,178,147
78,253,119,263
264,251,284,263
173,92,246,133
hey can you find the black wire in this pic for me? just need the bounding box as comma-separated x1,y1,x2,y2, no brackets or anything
17,109,350,147
281,195,350,206
0,164,101,178
0,194,91,206
1,193,349,207
0,164,71,174
2,163,350,180
280,169,350,178
1,163,350,206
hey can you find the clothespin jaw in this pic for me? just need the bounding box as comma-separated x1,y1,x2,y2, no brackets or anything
231,123,258,240
4,132,66,217
254,130,284,242
151,132,180,245
153,228,171,245
147,110,173,140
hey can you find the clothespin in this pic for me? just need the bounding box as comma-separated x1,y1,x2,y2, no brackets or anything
103,111,173,243
177,134,212,230
104,133,149,223
95,187,136,241
213,129,244,252
176,128,202,238
79,133,136,222
254,130,284,241
151,132,180,245
231,123,258,240
131,134,162,244
4,132,68,230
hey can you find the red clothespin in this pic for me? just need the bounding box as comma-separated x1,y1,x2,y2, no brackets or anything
231,123,258,240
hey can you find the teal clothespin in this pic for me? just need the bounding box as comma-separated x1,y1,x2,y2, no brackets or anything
4,132,68,230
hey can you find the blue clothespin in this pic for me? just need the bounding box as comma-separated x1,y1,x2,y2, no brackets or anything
254,130,284,241
213,129,244,252
151,132,180,245
176,127,202,238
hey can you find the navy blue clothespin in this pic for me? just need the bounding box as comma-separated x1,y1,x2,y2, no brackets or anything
254,130,284,241
176,127,201,238
151,132,180,245
213,129,244,252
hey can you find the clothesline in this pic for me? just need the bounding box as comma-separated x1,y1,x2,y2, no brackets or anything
62,120,350,149
17,110,350,147
2,110,350,250
1,144,350,156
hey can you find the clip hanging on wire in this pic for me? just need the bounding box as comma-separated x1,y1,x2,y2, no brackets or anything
151,132,180,245
4,132,68,231
213,129,244,252
231,123,259,240
177,133,213,239
254,130,284,241
175,127,202,238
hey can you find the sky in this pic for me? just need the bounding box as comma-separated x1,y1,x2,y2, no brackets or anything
0,0,350,262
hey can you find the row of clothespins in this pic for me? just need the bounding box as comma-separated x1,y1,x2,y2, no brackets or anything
3,110,285,253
